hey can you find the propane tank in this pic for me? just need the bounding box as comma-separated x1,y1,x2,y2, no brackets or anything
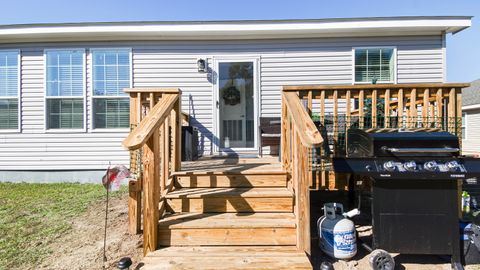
317,203,357,260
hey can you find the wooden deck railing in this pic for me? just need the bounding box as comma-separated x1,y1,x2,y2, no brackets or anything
281,91,324,256
283,83,469,190
123,88,182,255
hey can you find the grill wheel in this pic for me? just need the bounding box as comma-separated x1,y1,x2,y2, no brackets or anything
369,249,395,270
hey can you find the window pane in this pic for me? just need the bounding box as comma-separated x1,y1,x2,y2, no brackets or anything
47,98,84,129
92,50,130,96
0,99,18,129
46,50,84,97
93,98,129,128
0,51,18,97
355,48,394,82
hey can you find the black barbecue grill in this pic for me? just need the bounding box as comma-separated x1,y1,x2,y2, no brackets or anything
333,128,480,270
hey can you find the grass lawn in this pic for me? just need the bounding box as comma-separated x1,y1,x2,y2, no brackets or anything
0,183,126,269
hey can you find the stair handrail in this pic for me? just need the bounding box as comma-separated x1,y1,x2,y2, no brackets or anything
123,88,182,256
281,90,323,257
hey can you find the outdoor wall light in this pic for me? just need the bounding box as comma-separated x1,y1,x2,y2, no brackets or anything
197,58,208,73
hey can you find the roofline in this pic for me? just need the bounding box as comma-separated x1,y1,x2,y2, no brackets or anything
0,16,471,43
0,16,472,29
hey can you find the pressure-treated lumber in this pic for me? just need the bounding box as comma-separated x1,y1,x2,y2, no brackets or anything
174,172,287,188
143,131,161,255
123,93,179,150
166,187,293,213
282,91,323,147
141,246,312,270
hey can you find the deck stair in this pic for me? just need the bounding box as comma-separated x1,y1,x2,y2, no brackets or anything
141,166,312,269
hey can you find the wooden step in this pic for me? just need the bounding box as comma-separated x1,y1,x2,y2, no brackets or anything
165,187,293,213
141,246,312,270
173,171,287,188
158,213,296,246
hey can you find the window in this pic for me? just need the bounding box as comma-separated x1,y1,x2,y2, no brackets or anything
0,51,19,130
92,49,130,129
354,47,395,83
462,112,467,140
45,49,85,129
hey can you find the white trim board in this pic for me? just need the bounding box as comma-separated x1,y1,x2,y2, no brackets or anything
0,17,471,43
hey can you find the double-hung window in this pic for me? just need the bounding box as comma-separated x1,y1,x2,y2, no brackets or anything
354,47,395,83
0,51,19,130
92,49,130,129
45,49,85,130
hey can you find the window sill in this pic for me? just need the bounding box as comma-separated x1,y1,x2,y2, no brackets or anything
353,81,395,85
90,128,130,133
45,128,87,133
0,129,21,134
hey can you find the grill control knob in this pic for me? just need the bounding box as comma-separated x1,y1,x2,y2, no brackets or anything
446,160,460,172
424,161,438,172
404,160,417,172
383,161,396,172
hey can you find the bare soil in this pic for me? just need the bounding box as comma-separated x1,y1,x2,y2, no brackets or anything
39,194,143,270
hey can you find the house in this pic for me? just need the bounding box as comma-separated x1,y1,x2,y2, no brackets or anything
462,79,480,155
0,16,471,182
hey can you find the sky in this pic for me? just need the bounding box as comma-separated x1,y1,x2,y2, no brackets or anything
0,0,478,82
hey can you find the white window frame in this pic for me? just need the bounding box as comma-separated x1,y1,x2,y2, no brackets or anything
43,48,87,132
0,49,21,133
462,112,467,140
89,48,132,132
352,46,397,85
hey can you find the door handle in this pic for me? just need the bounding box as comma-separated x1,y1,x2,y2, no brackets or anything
216,101,219,109
240,115,245,118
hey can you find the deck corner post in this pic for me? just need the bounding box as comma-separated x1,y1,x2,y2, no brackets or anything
143,130,161,255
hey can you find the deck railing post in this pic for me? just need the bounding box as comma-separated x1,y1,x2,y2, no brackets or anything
143,129,161,255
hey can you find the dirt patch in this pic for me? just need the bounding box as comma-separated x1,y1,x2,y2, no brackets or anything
39,194,143,270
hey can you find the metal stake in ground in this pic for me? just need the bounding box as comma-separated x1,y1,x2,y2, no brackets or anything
101,164,131,269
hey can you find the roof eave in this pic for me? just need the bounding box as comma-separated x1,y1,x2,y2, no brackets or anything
0,16,471,43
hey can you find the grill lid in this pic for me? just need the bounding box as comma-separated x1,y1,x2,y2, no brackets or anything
346,129,460,158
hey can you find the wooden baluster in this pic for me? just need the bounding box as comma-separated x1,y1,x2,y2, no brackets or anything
422,89,430,127
409,88,417,128
346,90,351,129
456,88,463,145
398,89,404,128
320,90,325,124
384,89,390,128
149,92,155,110
143,129,160,255
333,90,338,153
436,88,443,128
171,98,182,172
448,88,456,133
359,90,364,128
281,96,289,171
372,89,377,128
307,91,313,116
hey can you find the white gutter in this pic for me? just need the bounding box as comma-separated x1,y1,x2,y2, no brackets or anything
463,104,480,111
0,16,471,43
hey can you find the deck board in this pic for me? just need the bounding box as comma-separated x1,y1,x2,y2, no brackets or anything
180,156,281,173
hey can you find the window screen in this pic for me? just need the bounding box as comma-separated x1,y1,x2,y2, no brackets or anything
92,49,130,129
0,51,19,130
46,50,84,129
355,48,394,83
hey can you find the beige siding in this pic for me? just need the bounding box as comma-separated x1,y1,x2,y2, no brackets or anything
462,109,480,155
0,35,444,172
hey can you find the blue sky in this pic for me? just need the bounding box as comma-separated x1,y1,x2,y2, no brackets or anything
2,0,479,82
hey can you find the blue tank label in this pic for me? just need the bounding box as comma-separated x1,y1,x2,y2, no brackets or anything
322,230,334,250
334,231,356,252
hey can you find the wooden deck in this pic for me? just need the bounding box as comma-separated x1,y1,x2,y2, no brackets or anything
180,156,282,173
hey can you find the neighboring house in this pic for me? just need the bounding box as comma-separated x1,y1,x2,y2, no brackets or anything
462,79,480,155
0,16,471,182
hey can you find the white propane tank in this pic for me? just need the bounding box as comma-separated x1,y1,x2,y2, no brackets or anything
317,203,357,260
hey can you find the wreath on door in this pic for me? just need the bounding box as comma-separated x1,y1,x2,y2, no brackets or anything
222,85,241,106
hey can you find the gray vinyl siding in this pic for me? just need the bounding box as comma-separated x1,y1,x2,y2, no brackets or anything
463,109,480,155
0,35,444,173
